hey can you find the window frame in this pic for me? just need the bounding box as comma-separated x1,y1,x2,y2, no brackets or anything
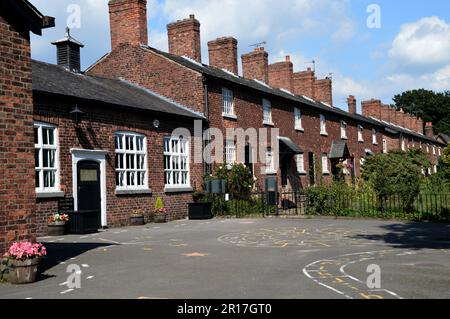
383,139,388,153
222,88,236,119
320,114,328,136
294,107,304,131
163,135,191,190
225,139,236,167
321,153,330,175
358,125,364,143
262,99,273,126
340,121,348,140
296,154,306,174
35,122,60,194
372,129,378,145
114,132,148,191
265,147,276,174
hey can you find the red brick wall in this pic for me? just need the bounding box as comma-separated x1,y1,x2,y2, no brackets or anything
87,45,206,115
33,94,203,236
167,15,202,63
208,37,238,75
241,48,269,83
0,16,36,253
109,0,148,51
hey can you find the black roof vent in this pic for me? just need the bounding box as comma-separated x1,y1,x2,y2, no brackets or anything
51,27,84,73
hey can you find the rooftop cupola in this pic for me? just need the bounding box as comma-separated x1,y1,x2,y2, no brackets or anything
51,27,84,73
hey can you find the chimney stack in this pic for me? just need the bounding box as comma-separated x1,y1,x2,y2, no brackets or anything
347,95,357,114
51,27,84,73
417,116,424,134
380,104,391,122
167,14,202,63
292,68,316,98
425,122,434,138
208,37,238,75
268,56,294,91
241,47,269,83
109,0,148,51
361,99,382,119
314,77,333,106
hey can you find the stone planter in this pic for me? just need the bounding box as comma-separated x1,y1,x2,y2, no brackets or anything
130,215,145,226
47,222,66,236
153,213,167,223
7,258,41,285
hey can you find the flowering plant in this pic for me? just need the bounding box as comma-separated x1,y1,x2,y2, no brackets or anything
154,197,167,214
4,242,47,261
154,207,167,214
48,213,69,224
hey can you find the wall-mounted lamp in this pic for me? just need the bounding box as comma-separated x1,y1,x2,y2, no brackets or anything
70,105,84,124
153,119,160,129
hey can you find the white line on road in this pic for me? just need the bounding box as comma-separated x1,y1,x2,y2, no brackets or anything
60,289,74,295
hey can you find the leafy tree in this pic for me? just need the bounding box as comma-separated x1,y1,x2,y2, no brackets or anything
439,143,450,180
393,89,450,135
362,149,430,212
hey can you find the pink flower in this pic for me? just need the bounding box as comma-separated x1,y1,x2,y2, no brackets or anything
4,242,47,261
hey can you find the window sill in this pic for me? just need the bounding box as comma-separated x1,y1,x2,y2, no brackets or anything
323,172,331,176
358,140,365,143
295,128,305,132
263,121,275,127
320,132,329,137
341,136,348,140
164,186,194,193
297,171,307,175
115,189,152,196
36,191,65,199
223,113,237,120
265,170,278,175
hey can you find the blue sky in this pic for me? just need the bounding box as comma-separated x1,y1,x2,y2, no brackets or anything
29,0,450,111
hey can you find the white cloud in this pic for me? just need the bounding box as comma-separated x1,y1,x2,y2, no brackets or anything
389,16,450,70
161,0,355,63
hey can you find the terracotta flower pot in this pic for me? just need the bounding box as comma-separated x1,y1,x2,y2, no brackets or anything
8,258,41,285
48,222,66,236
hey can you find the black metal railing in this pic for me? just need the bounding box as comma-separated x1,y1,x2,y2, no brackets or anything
208,191,450,222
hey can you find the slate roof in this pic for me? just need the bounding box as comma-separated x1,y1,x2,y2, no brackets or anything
330,141,351,159
278,136,303,154
32,60,205,120
438,133,450,144
139,45,444,145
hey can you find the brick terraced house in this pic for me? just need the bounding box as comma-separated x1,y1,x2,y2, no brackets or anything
0,0,54,253
0,0,446,244
88,0,444,190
